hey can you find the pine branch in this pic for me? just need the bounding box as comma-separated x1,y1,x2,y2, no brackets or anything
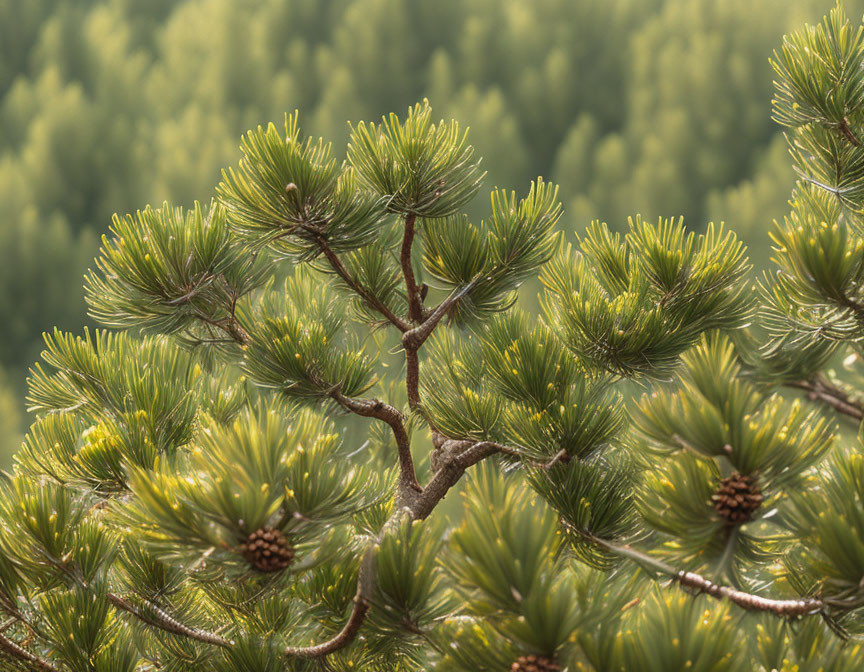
0,632,60,672
409,440,501,520
224,317,251,346
224,285,251,346
402,281,478,410
786,375,864,420
583,534,823,617
107,593,234,648
401,214,425,324
285,437,504,658
674,571,822,616
402,281,479,351
838,117,861,147
405,348,421,409
318,237,410,332
191,307,251,346
101,434,495,665
110,570,372,661
329,388,421,493
284,595,370,658
0,600,50,644
795,169,855,197
399,213,426,409
429,435,558,472
543,448,570,469
284,479,383,661
399,216,478,411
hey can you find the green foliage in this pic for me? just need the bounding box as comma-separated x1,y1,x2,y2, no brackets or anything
541,218,753,378
422,179,562,323
218,112,386,259
753,616,864,671
347,100,484,218
529,457,637,569
27,328,198,456
241,271,377,400
785,447,864,627
771,5,864,130
760,4,864,377
636,335,833,479
420,330,502,441
325,227,407,325
40,586,138,672
634,334,833,575
0,475,114,588
371,516,451,637
420,308,626,465
616,590,742,672
18,330,200,495
119,406,375,570
85,200,265,338
760,185,864,379
444,466,599,666
479,312,623,461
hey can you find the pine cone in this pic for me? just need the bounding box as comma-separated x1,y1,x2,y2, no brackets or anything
711,472,763,525
510,655,562,672
239,526,295,572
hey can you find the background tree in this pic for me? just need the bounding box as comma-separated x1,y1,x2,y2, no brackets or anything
7,7,864,669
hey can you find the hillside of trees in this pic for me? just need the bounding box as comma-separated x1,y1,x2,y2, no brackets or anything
0,0,858,460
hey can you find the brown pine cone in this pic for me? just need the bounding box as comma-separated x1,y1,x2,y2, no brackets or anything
239,526,295,572
510,655,562,672
711,472,763,525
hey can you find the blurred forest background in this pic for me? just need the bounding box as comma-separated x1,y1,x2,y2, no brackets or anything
0,0,859,462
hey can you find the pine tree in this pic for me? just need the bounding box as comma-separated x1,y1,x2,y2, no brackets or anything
0,0,848,454
8,7,864,670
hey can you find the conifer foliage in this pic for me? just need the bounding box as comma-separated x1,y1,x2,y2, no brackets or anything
9,8,864,670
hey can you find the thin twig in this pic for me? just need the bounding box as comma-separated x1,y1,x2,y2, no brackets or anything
839,117,861,147
224,318,251,347
318,239,410,331
786,375,864,420
108,593,234,648
190,308,251,346
794,168,853,196
284,596,370,658
0,631,60,672
400,213,425,324
543,448,570,469
584,534,823,617
330,389,421,494
429,435,559,471
402,281,478,351
402,281,478,410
